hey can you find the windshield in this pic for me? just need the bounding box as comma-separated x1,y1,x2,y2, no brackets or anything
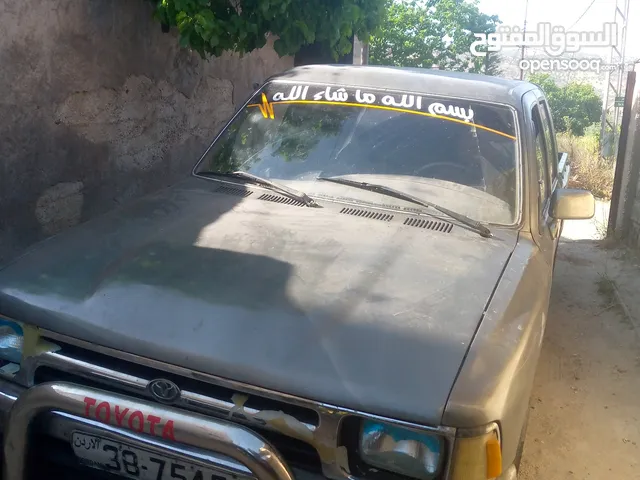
194,82,519,224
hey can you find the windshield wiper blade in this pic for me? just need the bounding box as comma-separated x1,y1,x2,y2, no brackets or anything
318,177,492,238
200,171,321,208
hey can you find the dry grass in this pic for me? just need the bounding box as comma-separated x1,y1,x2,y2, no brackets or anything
557,133,615,200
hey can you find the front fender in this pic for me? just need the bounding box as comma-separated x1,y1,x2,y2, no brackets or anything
442,234,552,469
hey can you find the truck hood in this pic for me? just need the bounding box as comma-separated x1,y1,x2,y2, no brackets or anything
0,178,517,425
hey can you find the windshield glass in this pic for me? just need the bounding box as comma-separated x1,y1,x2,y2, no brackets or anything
194,82,519,224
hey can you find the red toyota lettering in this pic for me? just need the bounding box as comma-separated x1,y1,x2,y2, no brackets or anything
95,401,111,423
115,405,129,426
128,410,145,432
83,397,96,417
147,414,161,436
162,420,175,441
81,398,176,440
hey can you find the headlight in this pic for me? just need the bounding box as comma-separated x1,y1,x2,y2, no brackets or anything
360,420,443,479
0,318,24,365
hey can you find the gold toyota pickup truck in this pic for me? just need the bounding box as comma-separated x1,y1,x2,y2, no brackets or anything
0,65,594,480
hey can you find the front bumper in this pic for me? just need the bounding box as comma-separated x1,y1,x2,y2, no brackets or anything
0,379,301,480
0,375,518,480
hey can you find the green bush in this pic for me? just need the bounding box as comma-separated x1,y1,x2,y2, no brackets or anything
151,0,386,59
583,122,602,142
529,74,601,136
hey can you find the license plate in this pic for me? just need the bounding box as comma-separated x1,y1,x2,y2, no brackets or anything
71,432,246,480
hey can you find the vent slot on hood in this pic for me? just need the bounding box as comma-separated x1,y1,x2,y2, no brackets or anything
404,217,454,233
339,208,394,222
258,193,306,207
216,184,253,197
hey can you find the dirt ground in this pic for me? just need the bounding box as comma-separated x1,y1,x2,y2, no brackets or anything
518,231,640,479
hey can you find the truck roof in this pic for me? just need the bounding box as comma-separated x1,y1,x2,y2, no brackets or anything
268,65,536,109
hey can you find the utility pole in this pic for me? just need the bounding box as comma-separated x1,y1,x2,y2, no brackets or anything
599,0,630,158
519,0,530,80
352,36,370,66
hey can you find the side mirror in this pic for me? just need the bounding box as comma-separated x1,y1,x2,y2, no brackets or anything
550,188,595,220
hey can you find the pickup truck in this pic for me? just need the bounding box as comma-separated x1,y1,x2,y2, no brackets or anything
0,65,594,480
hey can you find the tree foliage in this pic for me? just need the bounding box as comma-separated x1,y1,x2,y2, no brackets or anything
529,74,602,137
152,0,386,59
369,0,499,72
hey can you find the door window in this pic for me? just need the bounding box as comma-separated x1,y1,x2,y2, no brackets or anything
539,101,557,186
532,105,550,232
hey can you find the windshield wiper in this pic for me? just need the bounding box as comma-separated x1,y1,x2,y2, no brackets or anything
317,177,492,238
199,171,321,208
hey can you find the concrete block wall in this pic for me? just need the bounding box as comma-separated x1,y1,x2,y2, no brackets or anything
0,0,293,263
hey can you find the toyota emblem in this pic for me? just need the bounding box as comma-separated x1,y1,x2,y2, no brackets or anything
148,378,181,404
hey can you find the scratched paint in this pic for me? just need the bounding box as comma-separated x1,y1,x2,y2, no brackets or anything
229,392,249,419
21,324,60,360
230,394,351,473
254,410,314,443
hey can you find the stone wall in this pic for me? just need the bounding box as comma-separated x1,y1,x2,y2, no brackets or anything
0,0,293,262
628,178,640,249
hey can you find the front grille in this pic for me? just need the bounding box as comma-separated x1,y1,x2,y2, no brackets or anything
33,341,323,474
38,341,318,426
26,336,454,480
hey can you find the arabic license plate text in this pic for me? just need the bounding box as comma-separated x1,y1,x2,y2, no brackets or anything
71,432,242,480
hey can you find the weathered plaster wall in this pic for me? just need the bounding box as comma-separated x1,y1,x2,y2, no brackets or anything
629,178,640,248
611,64,640,249
0,0,292,262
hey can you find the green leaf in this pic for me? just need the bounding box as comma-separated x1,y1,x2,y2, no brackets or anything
179,33,191,48
369,0,499,70
294,20,315,43
176,11,188,22
151,0,386,60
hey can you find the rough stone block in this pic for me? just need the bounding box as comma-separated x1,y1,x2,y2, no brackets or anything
0,0,293,262
35,182,84,236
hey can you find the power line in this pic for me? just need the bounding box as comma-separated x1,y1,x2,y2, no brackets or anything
570,0,598,29
519,0,530,80
599,0,630,159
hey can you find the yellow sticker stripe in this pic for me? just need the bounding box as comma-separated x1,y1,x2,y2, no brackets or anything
256,93,275,119
247,100,516,141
